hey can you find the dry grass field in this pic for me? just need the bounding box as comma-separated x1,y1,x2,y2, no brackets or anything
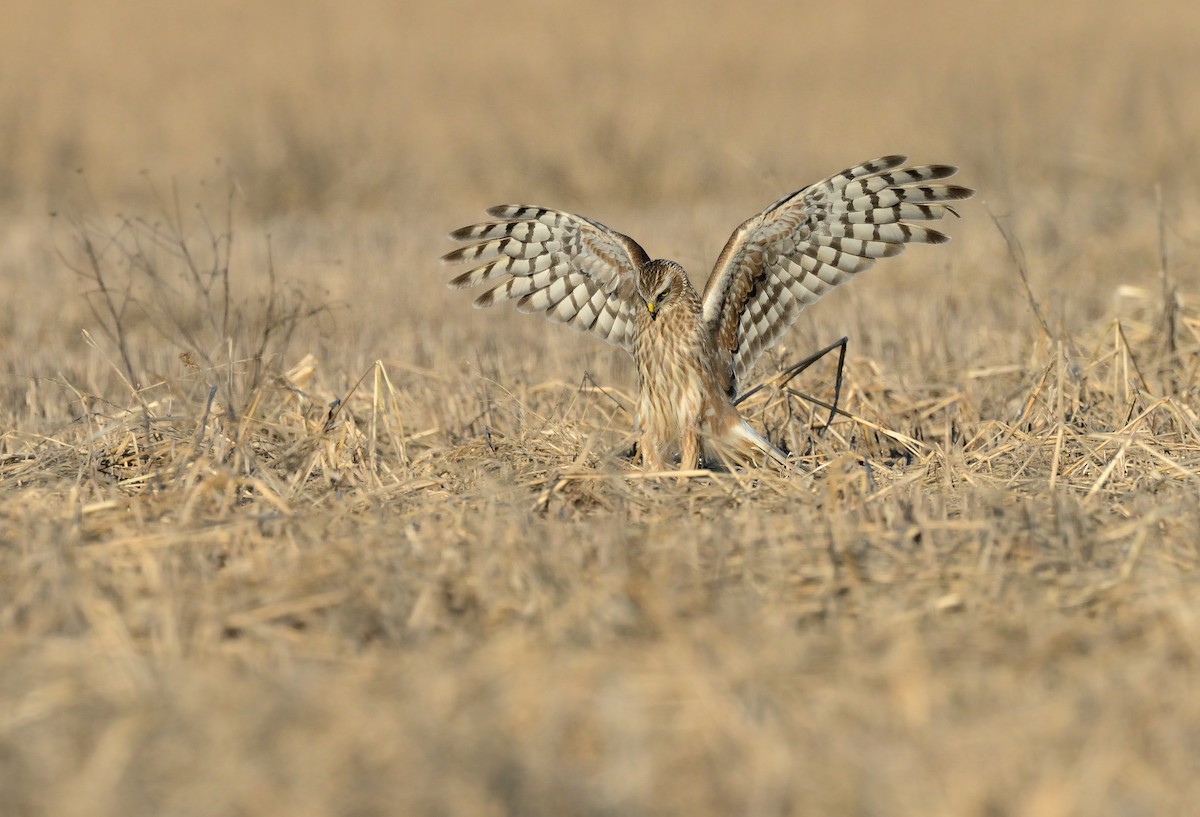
3,1,1200,815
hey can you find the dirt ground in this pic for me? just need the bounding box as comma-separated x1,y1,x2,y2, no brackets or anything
2,1,1199,815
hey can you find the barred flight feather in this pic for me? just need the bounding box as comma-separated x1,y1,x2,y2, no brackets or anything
443,206,647,353
700,157,973,391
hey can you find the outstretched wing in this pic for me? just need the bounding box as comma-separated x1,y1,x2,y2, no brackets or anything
443,206,649,354
700,155,974,391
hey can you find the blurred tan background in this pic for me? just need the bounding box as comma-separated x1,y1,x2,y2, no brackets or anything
3,0,1196,216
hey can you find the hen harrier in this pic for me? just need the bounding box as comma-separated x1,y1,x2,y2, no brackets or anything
444,155,973,470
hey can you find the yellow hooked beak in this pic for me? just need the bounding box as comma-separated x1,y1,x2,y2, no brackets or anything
646,301,657,320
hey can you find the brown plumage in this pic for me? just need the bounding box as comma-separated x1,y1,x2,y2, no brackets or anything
443,155,974,470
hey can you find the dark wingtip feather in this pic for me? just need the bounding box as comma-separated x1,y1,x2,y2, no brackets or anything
447,269,477,289
515,292,539,314
925,164,959,180
486,204,534,219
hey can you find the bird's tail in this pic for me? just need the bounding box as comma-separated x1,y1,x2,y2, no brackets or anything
726,419,793,471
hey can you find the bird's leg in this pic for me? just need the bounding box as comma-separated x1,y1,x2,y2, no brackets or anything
640,431,664,471
679,426,701,472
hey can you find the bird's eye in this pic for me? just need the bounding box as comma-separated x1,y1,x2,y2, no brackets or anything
656,291,667,303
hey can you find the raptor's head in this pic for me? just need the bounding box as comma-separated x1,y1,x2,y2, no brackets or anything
637,260,688,321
